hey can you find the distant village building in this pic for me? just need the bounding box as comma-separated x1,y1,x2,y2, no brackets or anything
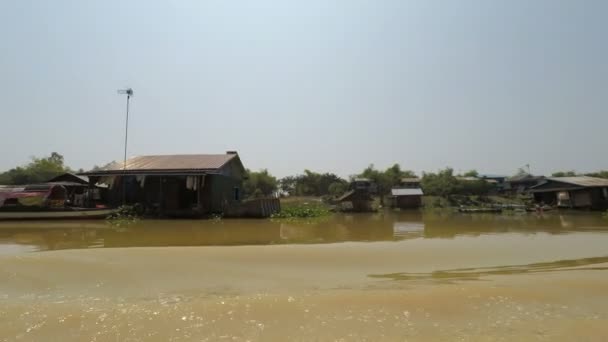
530,176,608,210
80,152,247,217
503,174,545,195
478,174,507,185
389,178,423,209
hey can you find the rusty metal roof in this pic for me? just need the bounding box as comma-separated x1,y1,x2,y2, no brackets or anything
81,154,240,175
546,176,608,187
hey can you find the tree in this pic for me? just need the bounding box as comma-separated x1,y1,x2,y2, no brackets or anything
458,179,493,195
243,169,278,198
0,152,72,185
552,170,577,177
328,182,348,196
421,168,459,197
358,163,416,194
278,176,298,195
279,170,347,196
463,170,479,177
586,170,608,179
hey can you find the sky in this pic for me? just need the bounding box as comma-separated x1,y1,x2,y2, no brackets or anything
1,0,607,178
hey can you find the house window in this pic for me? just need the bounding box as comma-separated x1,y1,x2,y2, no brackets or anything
603,188,608,199
234,187,240,201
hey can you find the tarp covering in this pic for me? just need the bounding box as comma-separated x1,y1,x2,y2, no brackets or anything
0,185,66,208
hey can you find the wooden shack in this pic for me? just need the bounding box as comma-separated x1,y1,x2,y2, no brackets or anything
46,173,101,207
80,152,247,217
337,178,376,212
529,176,608,210
390,178,423,209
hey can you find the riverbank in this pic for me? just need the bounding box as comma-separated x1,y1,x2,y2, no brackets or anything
280,195,529,212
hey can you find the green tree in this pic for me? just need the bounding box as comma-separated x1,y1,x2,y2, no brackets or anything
279,171,347,196
359,164,416,194
328,182,348,196
458,179,493,195
0,152,72,185
586,170,608,179
552,170,577,177
243,169,278,198
421,168,459,196
463,170,479,177
278,176,298,195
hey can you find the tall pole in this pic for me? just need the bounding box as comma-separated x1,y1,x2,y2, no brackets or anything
123,94,130,205
118,88,133,206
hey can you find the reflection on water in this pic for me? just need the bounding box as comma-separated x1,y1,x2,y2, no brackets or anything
370,256,608,282
0,211,607,253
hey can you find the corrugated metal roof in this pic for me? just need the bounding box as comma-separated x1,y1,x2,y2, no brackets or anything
547,176,608,187
47,173,89,184
508,174,544,182
82,154,239,175
391,188,424,196
479,174,506,179
401,178,420,183
456,177,479,181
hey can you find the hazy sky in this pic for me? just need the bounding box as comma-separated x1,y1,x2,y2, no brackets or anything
1,0,606,178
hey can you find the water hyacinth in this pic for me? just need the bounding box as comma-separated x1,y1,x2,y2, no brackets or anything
106,205,140,225
271,203,331,220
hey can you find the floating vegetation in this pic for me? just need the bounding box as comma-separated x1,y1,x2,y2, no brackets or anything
271,203,331,220
106,205,140,225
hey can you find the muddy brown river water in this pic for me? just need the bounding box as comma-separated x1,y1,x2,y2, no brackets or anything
1,211,607,341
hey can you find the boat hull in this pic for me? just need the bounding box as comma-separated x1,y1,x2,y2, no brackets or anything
0,208,115,221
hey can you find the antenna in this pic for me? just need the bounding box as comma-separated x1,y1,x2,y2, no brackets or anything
118,88,134,205
117,88,134,97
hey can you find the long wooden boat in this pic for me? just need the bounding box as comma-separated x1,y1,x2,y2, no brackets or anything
458,207,503,213
0,208,116,221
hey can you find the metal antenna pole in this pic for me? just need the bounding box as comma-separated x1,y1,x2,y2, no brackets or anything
123,94,130,205
118,88,133,206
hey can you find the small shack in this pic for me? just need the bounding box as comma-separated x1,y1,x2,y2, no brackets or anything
529,176,608,210
390,178,423,209
80,152,247,217
47,173,89,185
337,178,376,212
47,173,100,207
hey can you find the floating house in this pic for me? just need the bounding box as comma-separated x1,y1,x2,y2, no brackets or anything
390,178,423,209
80,152,247,217
529,176,608,210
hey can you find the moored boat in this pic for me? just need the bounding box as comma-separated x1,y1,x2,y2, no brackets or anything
0,183,115,220
0,207,116,220
458,207,503,213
